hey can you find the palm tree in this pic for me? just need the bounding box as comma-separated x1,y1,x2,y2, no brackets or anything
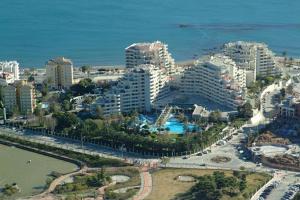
0,101,6,123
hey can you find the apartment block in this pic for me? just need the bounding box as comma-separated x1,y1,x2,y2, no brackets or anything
180,54,245,110
223,41,280,81
1,80,36,115
1,85,17,113
125,41,175,75
115,64,170,113
0,61,20,85
91,92,121,116
46,57,73,89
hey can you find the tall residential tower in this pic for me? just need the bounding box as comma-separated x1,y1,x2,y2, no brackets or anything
46,57,74,89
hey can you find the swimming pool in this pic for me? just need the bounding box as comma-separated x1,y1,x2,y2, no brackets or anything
164,117,198,134
139,114,199,134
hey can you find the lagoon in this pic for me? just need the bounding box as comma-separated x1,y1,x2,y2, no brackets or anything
0,144,78,198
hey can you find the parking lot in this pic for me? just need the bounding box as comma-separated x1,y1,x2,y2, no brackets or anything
267,173,300,200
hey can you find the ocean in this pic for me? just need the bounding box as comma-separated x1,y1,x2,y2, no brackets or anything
0,0,300,67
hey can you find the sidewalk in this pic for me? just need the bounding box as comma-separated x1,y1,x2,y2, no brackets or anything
133,166,153,200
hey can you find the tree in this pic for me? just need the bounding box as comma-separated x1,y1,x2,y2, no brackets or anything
239,179,247,191
70,78,95,95
49,103,61,113
238,102,253,119
81,65,91,73
209,110,221,123
286,84,293,95
28,74,35,82
83,96,94,105
41,81,49,97
52,112,80,131
94,106,104,119
280,88,286,100
62,100,71,111
44,117,57,132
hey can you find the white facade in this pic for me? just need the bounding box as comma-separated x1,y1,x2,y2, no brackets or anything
180,54,245,110
46,57,74,89
92,92,121,116
116,64,170,113
125,41,175,75
223,41,280,80
0,61,20,84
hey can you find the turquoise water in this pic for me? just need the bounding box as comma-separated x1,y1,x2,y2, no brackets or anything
139,114,198,134
164,117,197,134
1,0,300,67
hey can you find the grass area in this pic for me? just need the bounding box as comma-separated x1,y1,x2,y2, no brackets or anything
146,168,271,200
105,167,141,200
51,167,140,199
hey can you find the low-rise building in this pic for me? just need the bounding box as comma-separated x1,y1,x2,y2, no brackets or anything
0,61,20,85
277,96,300,118
91,92,121,116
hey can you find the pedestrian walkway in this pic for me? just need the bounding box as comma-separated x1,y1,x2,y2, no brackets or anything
133,165,153,200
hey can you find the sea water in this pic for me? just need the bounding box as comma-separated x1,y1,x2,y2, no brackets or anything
0,0,300,67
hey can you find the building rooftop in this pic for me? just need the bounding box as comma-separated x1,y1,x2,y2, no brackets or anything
46,57,73,65
224,41,269,48
125,41,166,52
197,54,236,71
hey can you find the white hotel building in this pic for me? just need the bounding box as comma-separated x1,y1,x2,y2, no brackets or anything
117,64,169,113
125,41,175,75
180,54,246,110
223,41,280,83
92,64,170,115
0,61,20,85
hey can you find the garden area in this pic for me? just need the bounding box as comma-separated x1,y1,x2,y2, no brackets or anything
53,167,140,200
146,168,271,200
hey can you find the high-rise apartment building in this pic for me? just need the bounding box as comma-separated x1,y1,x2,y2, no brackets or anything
180,54,245,110
1,85,17,113
115,64,169,113
18,83,36,114
223,41,280,80
1,80,36,115
125,41,175,75
46,57,73,89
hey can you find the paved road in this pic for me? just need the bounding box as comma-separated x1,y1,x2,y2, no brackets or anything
168,130,260,171
0,126,159,164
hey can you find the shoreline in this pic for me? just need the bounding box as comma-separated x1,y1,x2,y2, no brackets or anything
19,56,300,70
0,138,83,168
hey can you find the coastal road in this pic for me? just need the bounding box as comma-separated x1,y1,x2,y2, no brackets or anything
0,126,159,164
